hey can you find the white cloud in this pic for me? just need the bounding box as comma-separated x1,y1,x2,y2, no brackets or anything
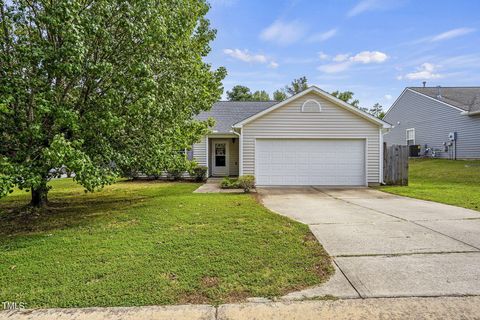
268,61,279,69
318,62,351,73
400,63,442,80
318,52,329,60
348,0,377,17
318,51,388,73
409,27,476,45
430,28,475,42
350,51,388,63
347,0,401,17
260,20,305,45
333,53,350,62
223,48,278,68
384,94,393,100
307,28,338,43
223,49,267,63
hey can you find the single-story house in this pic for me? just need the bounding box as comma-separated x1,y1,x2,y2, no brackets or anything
193,86,391,186
383,87,480,159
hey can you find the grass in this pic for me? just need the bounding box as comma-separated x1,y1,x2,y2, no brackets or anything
0,179,332,308
379,159,480,211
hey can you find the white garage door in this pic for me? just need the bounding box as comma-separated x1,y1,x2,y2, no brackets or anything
255,139,366,186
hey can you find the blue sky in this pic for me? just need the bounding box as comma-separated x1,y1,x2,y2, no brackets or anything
206,0,480,110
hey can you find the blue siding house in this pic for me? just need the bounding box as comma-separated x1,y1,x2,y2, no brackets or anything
383,87,480,159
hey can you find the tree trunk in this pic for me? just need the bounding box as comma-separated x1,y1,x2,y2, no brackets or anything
31,182,48,207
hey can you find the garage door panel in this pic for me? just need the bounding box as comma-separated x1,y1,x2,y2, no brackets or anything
255,139,365,186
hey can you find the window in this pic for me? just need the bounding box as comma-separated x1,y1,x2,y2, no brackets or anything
178,148,193,160
406,128,415,145
301,99,321,113
215,143,226,167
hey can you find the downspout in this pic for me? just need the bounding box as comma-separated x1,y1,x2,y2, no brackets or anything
231,128,242,176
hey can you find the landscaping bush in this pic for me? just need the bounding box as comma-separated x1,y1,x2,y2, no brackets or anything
166,169,183,181
191,166,208,182
238,175,255,193
220,177,240,189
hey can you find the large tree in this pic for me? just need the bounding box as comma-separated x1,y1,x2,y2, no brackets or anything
331,91,386,117
284,76,308,96
226,85,252,101
273,90,287,101
251,90,270,101
0,0,226,207
331,91,360,108
368,103,385,119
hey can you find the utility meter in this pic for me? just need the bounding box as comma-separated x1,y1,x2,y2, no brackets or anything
448,132,457,141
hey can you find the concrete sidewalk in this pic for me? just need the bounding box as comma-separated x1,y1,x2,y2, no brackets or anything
3,297,480,320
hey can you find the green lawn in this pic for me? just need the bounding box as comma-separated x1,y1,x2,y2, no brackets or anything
379,159,480,211
0,180,332,308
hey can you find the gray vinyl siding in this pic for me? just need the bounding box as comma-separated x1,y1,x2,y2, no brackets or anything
383,90,480,159
192,137,207,166
241,93,382,184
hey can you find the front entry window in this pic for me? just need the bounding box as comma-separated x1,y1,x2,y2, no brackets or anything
215,143,226,166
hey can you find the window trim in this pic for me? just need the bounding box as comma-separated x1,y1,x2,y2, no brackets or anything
301,99,322,113
406,128,415,144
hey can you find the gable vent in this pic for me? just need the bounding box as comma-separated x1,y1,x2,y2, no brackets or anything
301,99,321,113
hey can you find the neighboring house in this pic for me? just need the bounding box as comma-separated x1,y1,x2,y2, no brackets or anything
193,86,391,186
383,87,480,159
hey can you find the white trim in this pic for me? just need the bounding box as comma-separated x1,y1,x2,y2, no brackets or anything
206,133,237,138
211,139,229,177
365,138,369,187
239,131,244,176
406,128,415,144
383,88,409,119
249,135,370,139
379,128,384,184
206,136,209,177
407,88,466,112
232,130,243,176
301,99,322,112
385,88,466,120
232,86,391,129
254,137,368,187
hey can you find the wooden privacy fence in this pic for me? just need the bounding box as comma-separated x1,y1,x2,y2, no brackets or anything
383,143,408,186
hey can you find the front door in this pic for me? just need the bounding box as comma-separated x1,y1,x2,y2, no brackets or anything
212,140,228,176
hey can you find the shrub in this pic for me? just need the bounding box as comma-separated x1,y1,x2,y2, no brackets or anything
220,177,240,189
238,175,255,193
191,165,208,182
167,169,183,181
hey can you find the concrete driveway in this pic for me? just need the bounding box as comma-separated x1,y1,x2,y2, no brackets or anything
258,187,480,299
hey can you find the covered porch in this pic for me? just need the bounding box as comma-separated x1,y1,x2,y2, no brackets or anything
207,134,240,177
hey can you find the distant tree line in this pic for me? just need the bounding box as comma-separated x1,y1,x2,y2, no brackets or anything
226,76,385,119
226,76,307,102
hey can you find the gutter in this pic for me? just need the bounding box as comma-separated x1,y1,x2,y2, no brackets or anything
461,110,480,116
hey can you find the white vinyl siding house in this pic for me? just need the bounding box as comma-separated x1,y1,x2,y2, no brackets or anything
193,86,391,186
192,136,207,167
240,92,382,185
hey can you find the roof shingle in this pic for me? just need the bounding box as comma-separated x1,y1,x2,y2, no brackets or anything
409,87,480,113
196,101,277,133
